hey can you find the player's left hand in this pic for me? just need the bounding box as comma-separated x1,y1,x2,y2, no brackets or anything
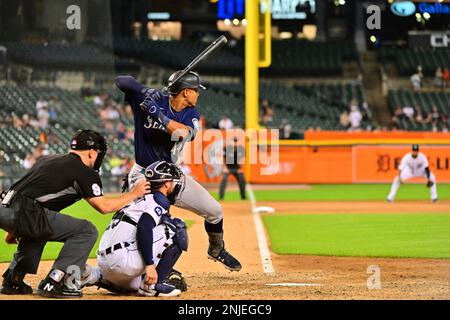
144,264,158,285
4,232,18,245
426,180,434,188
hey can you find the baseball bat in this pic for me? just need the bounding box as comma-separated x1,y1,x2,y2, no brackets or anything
166,35,228,88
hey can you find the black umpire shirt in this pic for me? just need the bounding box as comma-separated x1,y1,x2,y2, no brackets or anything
10,153,103,212
223,145,245,171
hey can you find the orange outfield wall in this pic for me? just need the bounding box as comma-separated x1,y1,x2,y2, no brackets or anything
183,131,450,184
248,145,450,184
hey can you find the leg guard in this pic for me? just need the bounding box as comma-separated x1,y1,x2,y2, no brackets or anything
157,244,182,282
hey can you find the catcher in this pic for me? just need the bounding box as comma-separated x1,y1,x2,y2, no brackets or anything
81,161,188,296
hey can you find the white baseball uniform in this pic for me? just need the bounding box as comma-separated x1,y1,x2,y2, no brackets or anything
387,152,438,201
96,194,176,291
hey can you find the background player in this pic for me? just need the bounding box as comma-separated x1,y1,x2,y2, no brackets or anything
387,144,438,202
115,72,241,272
81,161,187,297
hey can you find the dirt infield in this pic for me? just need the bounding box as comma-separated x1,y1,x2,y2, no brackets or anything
0,200,449,300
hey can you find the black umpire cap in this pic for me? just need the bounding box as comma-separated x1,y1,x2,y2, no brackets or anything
167,70,206,95
412,144,419,151
70,129,108,171
71,129,107,151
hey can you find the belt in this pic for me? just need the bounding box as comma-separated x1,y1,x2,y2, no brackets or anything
98,242,133,257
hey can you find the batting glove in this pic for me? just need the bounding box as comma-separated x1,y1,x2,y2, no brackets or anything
141,88,163,102
140,97,171,127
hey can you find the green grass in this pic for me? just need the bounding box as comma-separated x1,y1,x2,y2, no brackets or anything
212,184,450,201
263,213,450,259
0,201,193,263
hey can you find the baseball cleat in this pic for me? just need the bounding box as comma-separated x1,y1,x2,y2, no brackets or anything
138,282,181,297
386,199,393,203
37,271,82,299
0,270,33,295
432,198,438,203
208,248,242,272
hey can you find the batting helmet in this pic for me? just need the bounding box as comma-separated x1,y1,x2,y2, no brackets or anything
144,161,182,190
167,70,206,95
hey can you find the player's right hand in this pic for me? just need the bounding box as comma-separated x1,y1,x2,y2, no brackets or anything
144,265,158,285
131,179,151,198
142,88,163,102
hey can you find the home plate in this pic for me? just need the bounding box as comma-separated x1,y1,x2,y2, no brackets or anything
266,283,322,287
253,206,275,214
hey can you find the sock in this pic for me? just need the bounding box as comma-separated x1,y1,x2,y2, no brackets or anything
205,220,224,256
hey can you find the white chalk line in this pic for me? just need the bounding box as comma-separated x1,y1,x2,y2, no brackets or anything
246,183,275,274
266,283,322,287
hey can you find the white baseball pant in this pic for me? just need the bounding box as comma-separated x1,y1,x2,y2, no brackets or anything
97,224,175,291
387,167,438,201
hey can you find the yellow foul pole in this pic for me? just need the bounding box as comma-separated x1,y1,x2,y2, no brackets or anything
245,0,259,130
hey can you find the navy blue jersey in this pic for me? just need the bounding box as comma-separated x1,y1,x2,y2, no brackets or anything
116,76,200,167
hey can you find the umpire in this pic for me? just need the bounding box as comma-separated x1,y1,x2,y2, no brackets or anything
219,137,246,200
0,129,149,298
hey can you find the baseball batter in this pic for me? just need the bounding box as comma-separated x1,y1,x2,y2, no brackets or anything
115,72,241,271
387,144,438,202
81,161,187,297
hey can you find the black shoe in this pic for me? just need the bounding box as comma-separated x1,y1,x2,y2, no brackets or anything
37,276,82,299
208,247,242,272
0,270,33,295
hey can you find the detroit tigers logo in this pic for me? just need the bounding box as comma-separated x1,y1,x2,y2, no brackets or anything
154,206,163,216
377,154,390,172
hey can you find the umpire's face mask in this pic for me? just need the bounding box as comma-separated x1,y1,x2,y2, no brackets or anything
93,149,106,171
93,140,108,172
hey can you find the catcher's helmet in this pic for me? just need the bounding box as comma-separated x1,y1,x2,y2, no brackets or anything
167,70,206,95
144,161,182,189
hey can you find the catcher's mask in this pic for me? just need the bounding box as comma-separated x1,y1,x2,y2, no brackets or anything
144,161,182,190
70,129,108,171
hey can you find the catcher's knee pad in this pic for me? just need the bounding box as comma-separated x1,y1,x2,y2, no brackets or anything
172,218,188,251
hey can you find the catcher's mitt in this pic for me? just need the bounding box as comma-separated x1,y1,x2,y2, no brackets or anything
167,269,188,292
426,180,434,188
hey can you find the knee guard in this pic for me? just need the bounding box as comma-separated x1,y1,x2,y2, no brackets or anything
160,215,188,252
172,218,188,251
